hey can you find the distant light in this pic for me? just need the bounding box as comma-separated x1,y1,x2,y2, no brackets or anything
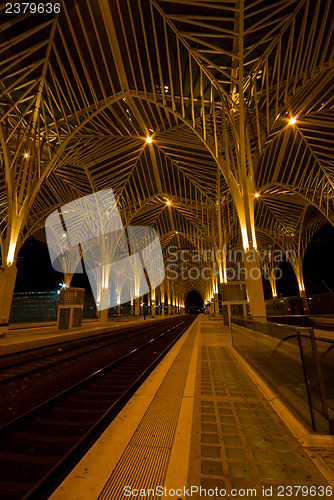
289,117,296,124
175,231,178,234
24,153,29,158
146,136,152,144
255,193,260,198
166,199,171,206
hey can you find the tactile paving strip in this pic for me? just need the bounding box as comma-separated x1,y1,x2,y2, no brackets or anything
187,322,330,500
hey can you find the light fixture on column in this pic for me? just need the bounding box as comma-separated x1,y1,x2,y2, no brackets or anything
289,117,296,125
254,193,260,198
146,136,152,143
166,199,171,206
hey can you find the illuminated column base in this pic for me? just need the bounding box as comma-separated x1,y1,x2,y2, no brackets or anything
270,279,277,299
100,308,108,324
134,297,140,315
297,278,306,298
117,303,121,315
244,251,266,321
0,264,17,331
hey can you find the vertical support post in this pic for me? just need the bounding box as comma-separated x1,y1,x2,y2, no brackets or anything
134,297,140,316
214,293,219,316
244,250,266,320
151,289,155,317
0,265,17,331
100,307,108,324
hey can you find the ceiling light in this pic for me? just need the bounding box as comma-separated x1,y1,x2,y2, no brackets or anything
255,193,260,198
24,153,29,158
166,199,171,206
289,117,296,124
146,136,152,144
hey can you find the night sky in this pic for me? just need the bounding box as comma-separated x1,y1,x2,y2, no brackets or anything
15,237,92,294
14,223,334,302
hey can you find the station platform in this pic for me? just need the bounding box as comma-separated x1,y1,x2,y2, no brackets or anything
0,315,169,356
50,316,334,500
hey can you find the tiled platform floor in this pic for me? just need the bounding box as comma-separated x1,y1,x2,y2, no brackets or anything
187,322,333,499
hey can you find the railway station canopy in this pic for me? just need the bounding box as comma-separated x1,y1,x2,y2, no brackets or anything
0,0,333,320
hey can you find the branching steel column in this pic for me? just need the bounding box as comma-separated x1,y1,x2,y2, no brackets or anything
236,0,266,320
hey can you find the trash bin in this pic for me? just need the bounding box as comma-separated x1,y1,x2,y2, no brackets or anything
57,287,84,329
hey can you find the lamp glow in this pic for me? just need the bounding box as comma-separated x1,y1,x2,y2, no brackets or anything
289,117,296,124
146,136,152,144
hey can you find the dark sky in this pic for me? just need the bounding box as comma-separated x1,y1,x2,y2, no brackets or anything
15,223,334,298
303,223,334,295
15,237,92,294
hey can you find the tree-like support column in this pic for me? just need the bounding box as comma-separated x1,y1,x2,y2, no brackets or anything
214,293,219,316
243,251,266,321
134,297,140,316
0,265,17,333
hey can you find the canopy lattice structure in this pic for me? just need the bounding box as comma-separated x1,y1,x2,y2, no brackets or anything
0,0,333,318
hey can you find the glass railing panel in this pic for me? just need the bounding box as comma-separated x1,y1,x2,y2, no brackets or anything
297,332,330,432
313,337,334,407
312,336,334,425
231,318,314,430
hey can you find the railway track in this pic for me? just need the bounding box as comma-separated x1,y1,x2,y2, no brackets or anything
0,315,195,500
0,317,184,383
